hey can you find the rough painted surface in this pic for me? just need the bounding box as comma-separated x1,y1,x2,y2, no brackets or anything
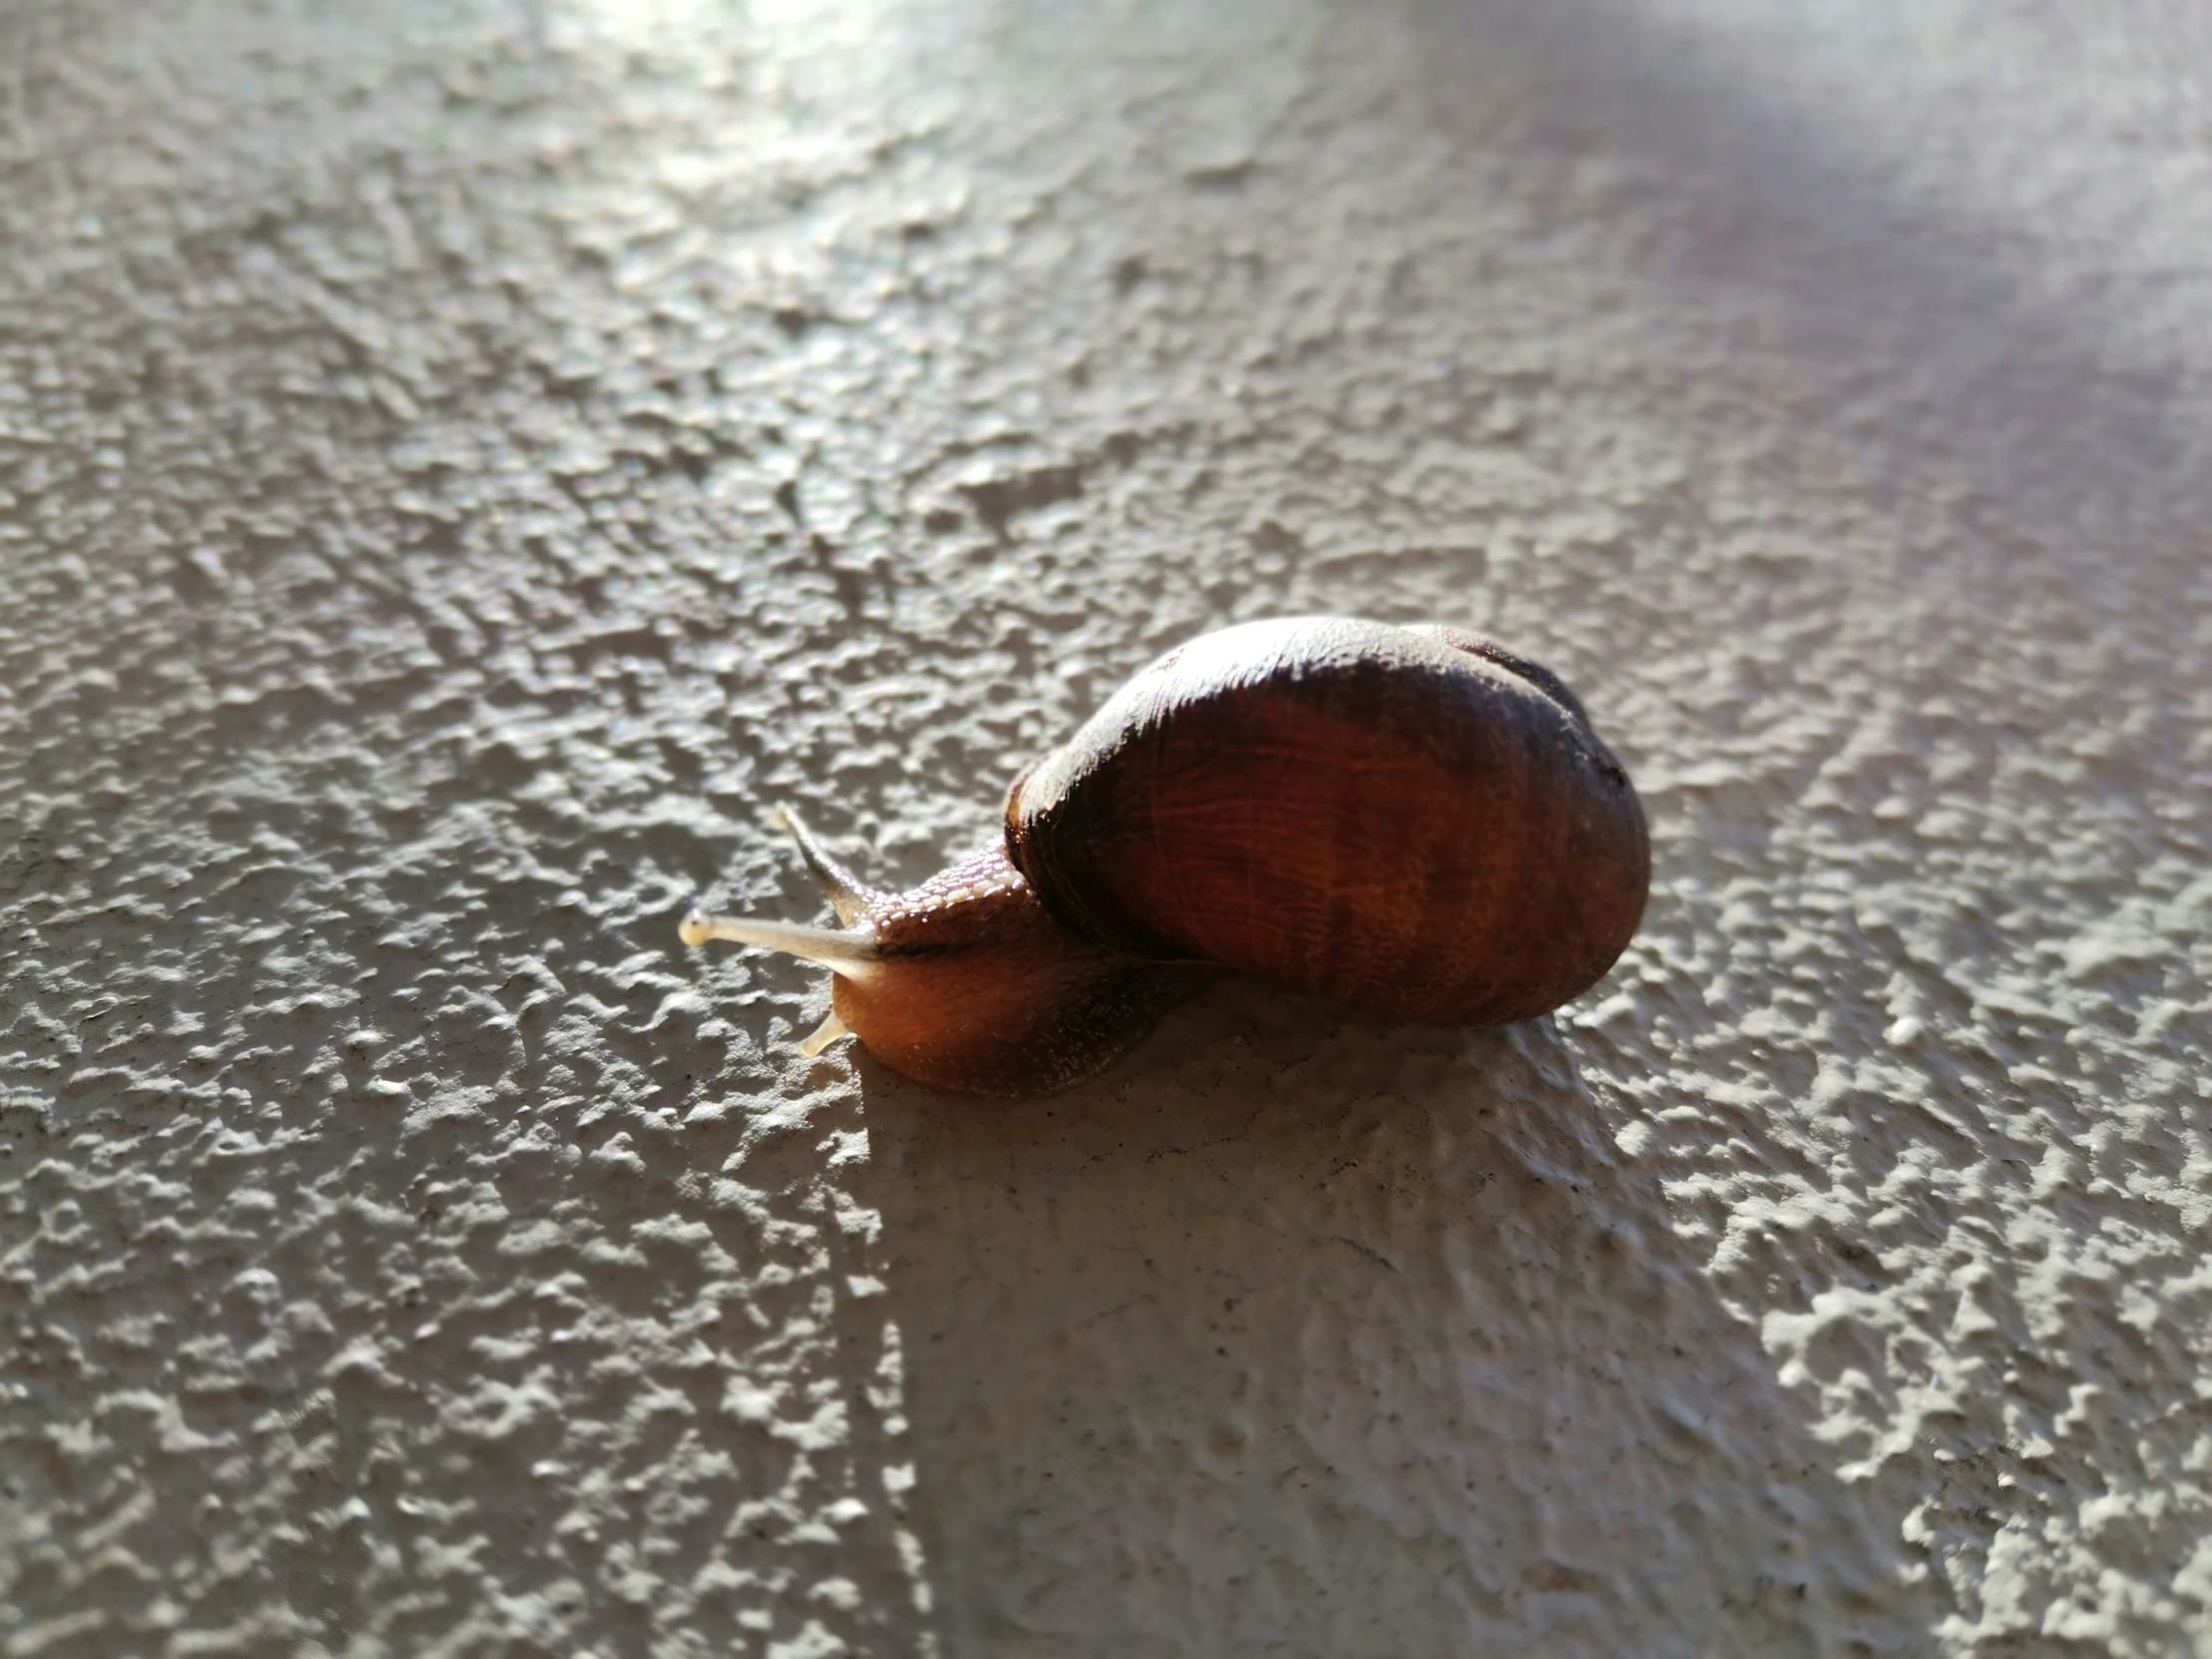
2,0,2208,1654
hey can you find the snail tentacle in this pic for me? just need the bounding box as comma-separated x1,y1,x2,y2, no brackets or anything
677,908,884,973
799,1006,854,1056
772,806,881,924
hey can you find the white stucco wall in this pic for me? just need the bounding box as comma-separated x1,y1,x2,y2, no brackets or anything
4,1,2209,1654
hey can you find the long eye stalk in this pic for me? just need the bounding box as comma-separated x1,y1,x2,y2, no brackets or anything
678,808,887,972
676,908,882,970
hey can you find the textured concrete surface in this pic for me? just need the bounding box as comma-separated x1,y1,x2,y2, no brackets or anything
3,0,2210,1654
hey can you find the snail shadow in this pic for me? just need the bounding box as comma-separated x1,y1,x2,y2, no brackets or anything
849,981,1942,1659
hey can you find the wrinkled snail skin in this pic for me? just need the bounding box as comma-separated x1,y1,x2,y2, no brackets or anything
680,814,1208,1098
681,616,1649,1096
1005,616,1648,1027
819,844,1209,1099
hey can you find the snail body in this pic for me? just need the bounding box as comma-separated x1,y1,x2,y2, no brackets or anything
681,824,1207,1098
683,616,1648,1096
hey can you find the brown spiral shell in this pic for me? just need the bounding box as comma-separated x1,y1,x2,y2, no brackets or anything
1002,616,1649,1027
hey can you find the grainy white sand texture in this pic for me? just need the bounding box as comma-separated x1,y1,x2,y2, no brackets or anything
4,0,2210,1654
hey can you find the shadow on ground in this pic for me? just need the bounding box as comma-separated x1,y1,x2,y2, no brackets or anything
851,979,1943,1657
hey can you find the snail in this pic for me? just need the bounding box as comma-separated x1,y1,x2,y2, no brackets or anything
681,615,1649,1096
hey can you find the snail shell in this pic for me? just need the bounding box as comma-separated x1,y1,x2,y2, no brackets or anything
1004,617,1648,1027
682,615,1648,1095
